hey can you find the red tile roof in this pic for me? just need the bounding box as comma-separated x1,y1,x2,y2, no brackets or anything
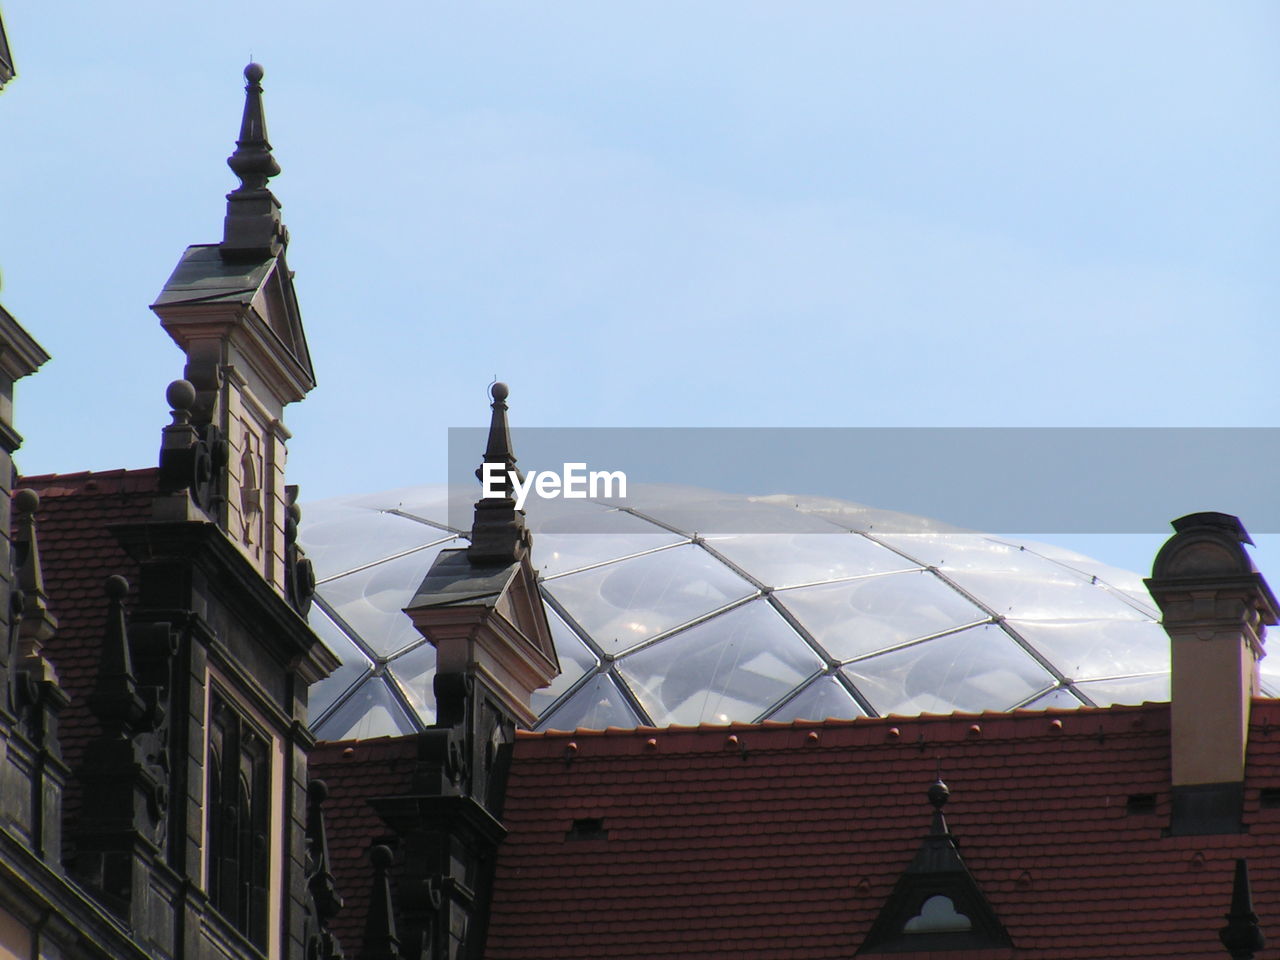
18,469,157,835
309,736,420,951
314,701,1280,960
487,703,1280,959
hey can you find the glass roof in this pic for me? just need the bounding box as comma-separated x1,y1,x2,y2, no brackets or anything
299,484,1175,738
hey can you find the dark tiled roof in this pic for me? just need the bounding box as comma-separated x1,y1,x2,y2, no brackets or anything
19,469,157,837
316,701,1280,960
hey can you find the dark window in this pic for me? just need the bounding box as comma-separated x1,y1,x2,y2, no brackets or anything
207,689,272,950
565,817,609,841
1126,793,1157,814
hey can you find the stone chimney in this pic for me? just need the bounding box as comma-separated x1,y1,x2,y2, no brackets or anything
1146,512,1279,835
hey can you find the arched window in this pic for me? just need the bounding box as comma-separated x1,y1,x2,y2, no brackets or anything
206,690,271,950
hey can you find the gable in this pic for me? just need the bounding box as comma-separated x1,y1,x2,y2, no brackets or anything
256,252,314,385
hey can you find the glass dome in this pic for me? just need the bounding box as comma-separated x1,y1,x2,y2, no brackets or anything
299,484,1271,741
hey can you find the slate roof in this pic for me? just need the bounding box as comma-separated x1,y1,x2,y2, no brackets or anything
18,469,157,836
152,244,278,307
315,700,1280,960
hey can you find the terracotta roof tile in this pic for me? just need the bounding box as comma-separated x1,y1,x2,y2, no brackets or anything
478,701,1280,959
309,736,420,951
18,469,157,841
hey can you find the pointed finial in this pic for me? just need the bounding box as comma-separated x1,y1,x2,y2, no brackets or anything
1220,859,1265,959
307,779,344,920
467,381,531,566
928,776,949,810
222,62,287,259
88,576,145,732
480,381,516,484
361,845,402,960
12,488,58,680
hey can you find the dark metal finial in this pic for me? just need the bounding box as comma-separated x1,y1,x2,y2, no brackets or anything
1221,859,1266,959
928,777,950,810
227,62,279,188
222,62,286,259
481,381,515,477
467,380,531,566
925,774,951,838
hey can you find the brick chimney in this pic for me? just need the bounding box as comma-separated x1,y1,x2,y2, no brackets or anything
1146,512,1279,835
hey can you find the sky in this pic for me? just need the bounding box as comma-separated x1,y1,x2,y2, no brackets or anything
0,2,1277,576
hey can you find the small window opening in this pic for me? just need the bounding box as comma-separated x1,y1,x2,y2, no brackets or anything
1260,788,1280,809
565,817,608,841
1126,793,1157,814
903,895,972,934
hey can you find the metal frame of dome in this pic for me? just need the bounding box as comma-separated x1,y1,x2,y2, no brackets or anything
300,485,1263,741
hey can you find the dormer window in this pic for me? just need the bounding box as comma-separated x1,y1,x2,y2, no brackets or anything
207,688,272,950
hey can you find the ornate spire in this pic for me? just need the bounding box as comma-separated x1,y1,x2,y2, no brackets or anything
467,382,531,566
1220,859,1265,959
222,62,287,260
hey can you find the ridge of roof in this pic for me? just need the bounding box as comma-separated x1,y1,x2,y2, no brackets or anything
520,698,1172,739
20,466,160,497
311,736,419,762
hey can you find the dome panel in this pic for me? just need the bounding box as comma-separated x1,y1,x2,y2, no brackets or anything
943,567,1151,621
842,624,1056,715
1074,673,1170,707
1024,687,1089,710
538,673,639,731
871,533,1068,572
705,532,919,589
385,642,435,725
766,675,866,723
545,544,756,654
1008,619,1168,681
320,541,459,657
617,599,824,725
306,603,374,721
776,570,986,662
531,532,686,578
596,486,840,534
531,607,599,717
305,504,453,582
336,484,458,524
313,676,417,741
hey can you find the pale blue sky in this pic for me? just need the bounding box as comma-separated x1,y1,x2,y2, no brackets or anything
0,2,1276,575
